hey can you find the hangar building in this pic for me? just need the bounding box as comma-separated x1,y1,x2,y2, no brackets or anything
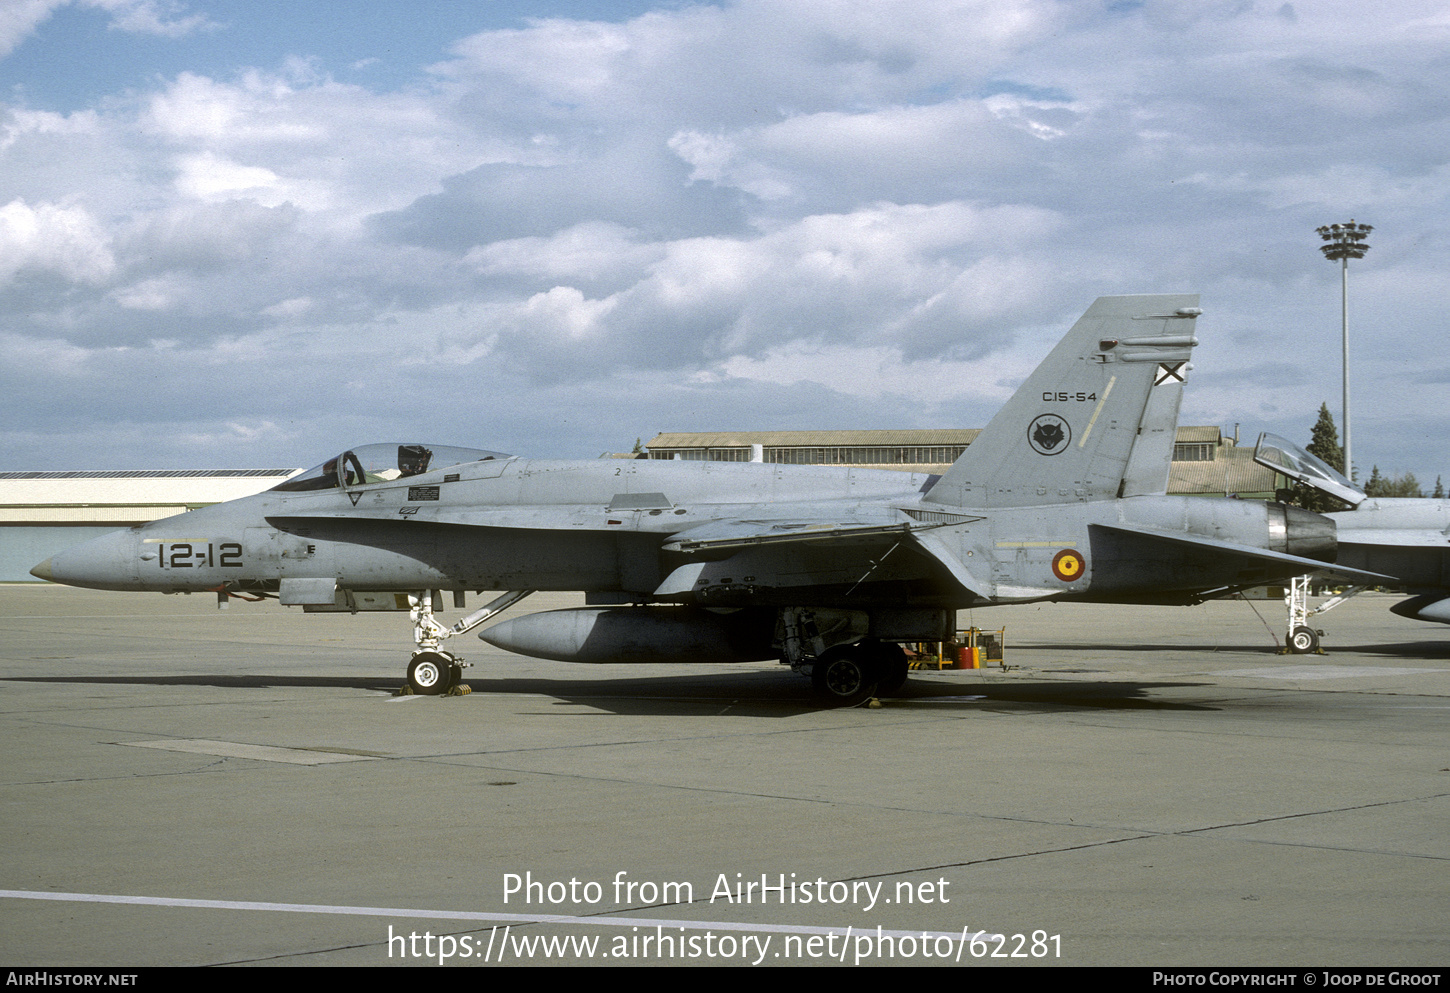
643,425,1278,499
0,469,299,582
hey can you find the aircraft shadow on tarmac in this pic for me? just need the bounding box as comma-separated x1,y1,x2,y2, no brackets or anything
2,671,1217,716
1343,640,1450,659
1024,640,1450,659
1024,641,1283,653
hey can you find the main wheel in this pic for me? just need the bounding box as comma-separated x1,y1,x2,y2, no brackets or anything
1288,626,1320,654
811,647,879,707
407,651,451,694
873,642,910,695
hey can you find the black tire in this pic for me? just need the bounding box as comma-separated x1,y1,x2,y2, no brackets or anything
1288,626,1320,654
811,647,879,707
873,642,910,695
407,651,451,695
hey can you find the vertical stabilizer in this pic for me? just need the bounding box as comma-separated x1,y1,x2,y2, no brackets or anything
923,294,1200,508
1119,364,1186,497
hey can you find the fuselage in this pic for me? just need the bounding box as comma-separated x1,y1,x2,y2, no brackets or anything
1329,498,1450,593
37,452,1340,610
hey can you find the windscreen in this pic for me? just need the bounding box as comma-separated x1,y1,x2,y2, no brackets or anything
272,443,510,492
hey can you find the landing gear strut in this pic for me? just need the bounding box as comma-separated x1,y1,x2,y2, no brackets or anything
777,609,910,706
405,589,533,692
1283,575,1365,654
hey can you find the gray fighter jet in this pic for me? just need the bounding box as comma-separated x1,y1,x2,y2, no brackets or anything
1254,434,1450,629
33,295,1384,703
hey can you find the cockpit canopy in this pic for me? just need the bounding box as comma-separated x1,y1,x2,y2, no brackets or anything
272,443,511,492
1253,433,1365,507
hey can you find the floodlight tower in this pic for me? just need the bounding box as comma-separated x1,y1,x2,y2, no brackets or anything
1316,219,1372,481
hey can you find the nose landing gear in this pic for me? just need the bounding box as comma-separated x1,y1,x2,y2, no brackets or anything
404,589,534,693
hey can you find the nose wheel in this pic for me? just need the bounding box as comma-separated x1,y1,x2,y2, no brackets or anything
407,651,462,695
1288,626,1320,654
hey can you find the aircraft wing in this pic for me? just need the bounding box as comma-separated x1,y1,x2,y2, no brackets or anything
268,508,996,599
1094,522,1398,585
907,528,996,600
662,518,932,552
655,517,996,601
268,510,971,544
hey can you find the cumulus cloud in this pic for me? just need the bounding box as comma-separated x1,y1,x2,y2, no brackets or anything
464,222,667,292
89,0,218,39
174,152,284,202
0,199,114,284
0,1,60,59
0,0,214,59
0,0,1446,482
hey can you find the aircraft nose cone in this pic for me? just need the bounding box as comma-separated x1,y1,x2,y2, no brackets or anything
33,530,142,590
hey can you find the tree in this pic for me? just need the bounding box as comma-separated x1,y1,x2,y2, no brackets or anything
1363,468,1424,498
1306,403,1345,476
1434,476,1445,499
1393,473,1425,498
1292,404,1349,512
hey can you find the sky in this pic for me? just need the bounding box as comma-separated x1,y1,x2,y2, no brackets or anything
1,0,1446,487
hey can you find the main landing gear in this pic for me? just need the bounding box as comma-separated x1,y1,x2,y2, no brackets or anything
808,641,909,707
779,607,912,707
405,589,534,695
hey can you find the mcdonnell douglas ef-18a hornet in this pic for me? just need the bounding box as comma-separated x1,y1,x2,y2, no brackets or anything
1253,433,1449,645
33,295,1388,704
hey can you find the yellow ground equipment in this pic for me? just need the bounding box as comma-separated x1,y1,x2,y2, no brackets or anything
908,627,1006,670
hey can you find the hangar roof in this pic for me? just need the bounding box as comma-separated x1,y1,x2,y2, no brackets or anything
647,429,980,448
0,469,300,524
643,426,1278,497
1168,446,1278,498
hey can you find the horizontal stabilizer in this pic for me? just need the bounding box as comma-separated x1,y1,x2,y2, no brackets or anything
1094,522,1398,586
